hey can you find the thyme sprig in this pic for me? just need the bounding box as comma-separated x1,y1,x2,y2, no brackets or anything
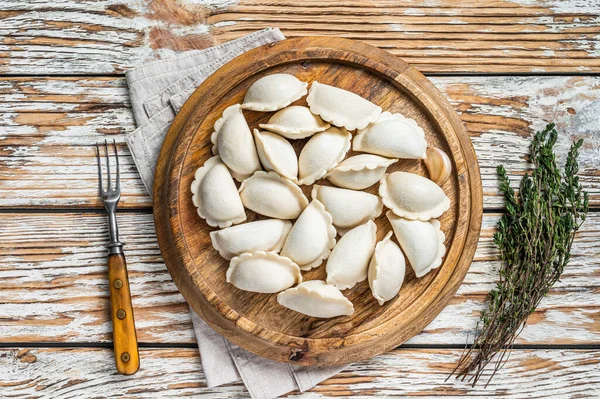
450,123,589,387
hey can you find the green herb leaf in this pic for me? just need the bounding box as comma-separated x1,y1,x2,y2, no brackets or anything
449,123,589,387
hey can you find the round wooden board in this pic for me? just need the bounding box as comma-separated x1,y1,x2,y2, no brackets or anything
154,37,483,366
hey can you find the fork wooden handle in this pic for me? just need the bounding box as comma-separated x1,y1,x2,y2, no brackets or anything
108,253,140,375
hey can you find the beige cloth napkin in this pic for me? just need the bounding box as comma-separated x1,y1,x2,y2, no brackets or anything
125,28,345,399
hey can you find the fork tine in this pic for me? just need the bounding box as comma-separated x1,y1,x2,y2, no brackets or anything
104,140,112,191
113,139,120,192
96,144,104,194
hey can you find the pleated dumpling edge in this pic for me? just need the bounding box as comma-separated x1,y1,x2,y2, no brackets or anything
354,111,428,159
277,280,354,318
227,251,302,294
242,73,308,112
210,104,262,182
306,81,382,131
297,126,352,185
379,171,450,221
191,156,246,228
280,199,337,271
259,105,330,139
387,212,446,278
368,231,406,305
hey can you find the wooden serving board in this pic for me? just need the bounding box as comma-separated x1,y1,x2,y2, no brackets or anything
153,37,483,366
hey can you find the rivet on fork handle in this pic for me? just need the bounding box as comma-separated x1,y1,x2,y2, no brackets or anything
108,253,139,375
96,140,140,375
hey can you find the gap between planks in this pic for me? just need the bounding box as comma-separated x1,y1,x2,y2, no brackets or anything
1,212,598,346
2,75,598,209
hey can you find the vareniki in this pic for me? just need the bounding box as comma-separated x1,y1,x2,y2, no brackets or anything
307,81,382,130
312,185,383,235
326,154,397,190
211,104,261,181
191,156,246,228
277,280,354,318
387,212,446,278
191,73,453,318
297,126,351,185
326,221,377,290
259,105,330,139
210,219,292,260
253,129,298,181
380,171,451,221
239,171,308,219
280,200,337,270
242,73,308,111
354,112,427,159
227,252,302,293
368,231,405,305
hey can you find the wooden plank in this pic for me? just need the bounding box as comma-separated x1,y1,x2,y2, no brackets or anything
0,347,598,397
0,0,599,74
1,211,598,345
1,76,598,209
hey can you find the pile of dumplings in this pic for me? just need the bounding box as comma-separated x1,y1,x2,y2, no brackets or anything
192,73,452,319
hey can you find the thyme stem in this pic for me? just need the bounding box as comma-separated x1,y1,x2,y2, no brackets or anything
449,123,589,386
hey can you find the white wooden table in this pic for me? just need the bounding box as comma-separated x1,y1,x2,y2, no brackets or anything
1,1,599,397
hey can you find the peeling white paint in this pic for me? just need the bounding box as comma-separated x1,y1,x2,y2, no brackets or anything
403,8,423,15
187,0,240,10
1,210,598,345
213,21,237,28
0,347,598,397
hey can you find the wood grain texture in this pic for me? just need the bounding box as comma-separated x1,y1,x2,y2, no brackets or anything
1,347,599,398
154,36,482,365
2,0,599,393
107,253,140,375
1,0,600,74
1,212,598,345
1,75,598,209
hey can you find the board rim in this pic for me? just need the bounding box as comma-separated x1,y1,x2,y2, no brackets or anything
153,36,483,366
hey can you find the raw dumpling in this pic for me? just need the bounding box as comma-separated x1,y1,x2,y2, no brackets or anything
239,171,308,219
210,219,292,260
277,280,354,318
368,231,405,305
353,112,427,159
280,200,336,270
259,105,330,139
306,81,382,131
326,220,377,290
191,156,246,228
298,126,351,185
311,185,383,235
387,211,446,278
253,129,298,181
211,104,261,181
379,171,450,221
326,154,397,190
227,251,302,293
242,73,308,112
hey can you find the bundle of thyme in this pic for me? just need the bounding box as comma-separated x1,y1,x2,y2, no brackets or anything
451,123,589,386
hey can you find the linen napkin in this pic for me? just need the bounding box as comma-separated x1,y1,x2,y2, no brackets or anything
124,28,345,399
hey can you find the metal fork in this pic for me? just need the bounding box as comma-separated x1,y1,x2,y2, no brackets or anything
96,140,140,375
